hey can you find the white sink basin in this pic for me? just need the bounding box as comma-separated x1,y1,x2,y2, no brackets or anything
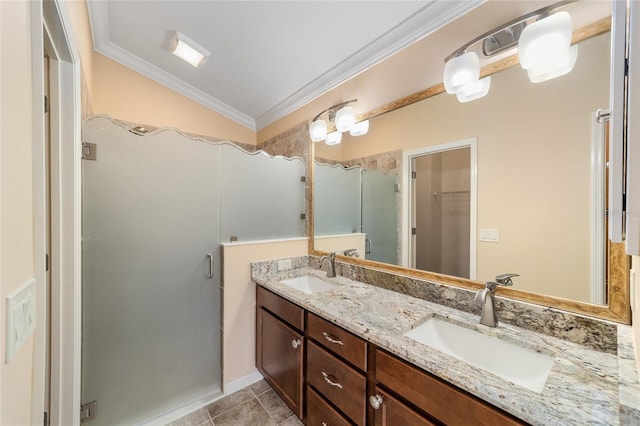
280,275,338,294
404,318,554,393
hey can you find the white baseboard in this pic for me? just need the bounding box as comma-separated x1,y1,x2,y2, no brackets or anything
224,370,264,395
137,370,264,425
139,388,223,426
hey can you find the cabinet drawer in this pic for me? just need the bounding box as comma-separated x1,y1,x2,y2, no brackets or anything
257,286,304,331
308,312,367,371
306,386,351,426
308,341,367,426
375,349,525,426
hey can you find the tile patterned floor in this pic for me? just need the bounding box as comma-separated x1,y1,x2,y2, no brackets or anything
166,380,304,426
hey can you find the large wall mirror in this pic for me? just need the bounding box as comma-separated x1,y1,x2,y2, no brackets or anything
310,0,631,323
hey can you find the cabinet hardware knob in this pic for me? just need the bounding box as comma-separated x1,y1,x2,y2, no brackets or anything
322,332,344,345
322,423,328,426
291,339,301,349
321,371,343,389
369,394,383,410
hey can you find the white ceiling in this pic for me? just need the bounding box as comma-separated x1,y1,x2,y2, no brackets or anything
87,0,481,130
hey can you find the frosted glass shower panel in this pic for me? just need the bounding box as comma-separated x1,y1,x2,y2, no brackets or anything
82,117,222,425
315,162,361,235
220,145,305,241
362,169,398,264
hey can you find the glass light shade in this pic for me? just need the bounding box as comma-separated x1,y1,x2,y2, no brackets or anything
349,120,369,136
309,119,328,142
526,44,577,83
325,131,342,145
443,52,480,94
170,32,210,68
455,76,491,103
335,106,356,132
518,11,573,71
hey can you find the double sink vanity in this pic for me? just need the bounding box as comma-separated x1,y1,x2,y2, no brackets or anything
252,256,640,425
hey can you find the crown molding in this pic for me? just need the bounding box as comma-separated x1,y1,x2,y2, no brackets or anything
254,0,483,130
87,1,256,130
87,1,482,132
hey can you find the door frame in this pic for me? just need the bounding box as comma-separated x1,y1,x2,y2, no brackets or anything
401,138,477,279
31,1,82,424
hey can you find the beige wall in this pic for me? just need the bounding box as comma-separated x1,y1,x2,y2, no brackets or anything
222,239,307,385
1,1,36,425
66,0,256,145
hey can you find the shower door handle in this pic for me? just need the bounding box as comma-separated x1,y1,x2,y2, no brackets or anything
365,238,372,254
207,253,214,279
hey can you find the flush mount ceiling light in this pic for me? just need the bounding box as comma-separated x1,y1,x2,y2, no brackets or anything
442,0,577,103
169,31,210,68
309,99,370,145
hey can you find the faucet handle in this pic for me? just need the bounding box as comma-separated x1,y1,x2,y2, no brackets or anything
485,281,499,292
495,273,519,286
343,248,359,257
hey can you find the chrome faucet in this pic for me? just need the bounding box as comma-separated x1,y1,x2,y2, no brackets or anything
343,248,360,257
319,252,337,278
474,274,518,327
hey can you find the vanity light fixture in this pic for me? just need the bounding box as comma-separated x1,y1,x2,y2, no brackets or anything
309,99,369,145
325,131,343,146
518,11,577,83
169,31,210,68
443,0,577,103
349,119,370,136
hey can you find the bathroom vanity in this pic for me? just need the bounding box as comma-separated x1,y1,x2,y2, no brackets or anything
256,285,522,425
253,257,640,425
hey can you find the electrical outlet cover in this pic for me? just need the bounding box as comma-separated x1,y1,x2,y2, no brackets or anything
5,278,36,363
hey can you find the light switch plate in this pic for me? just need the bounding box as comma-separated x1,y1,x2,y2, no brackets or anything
479,228,500,243
5,278,36,364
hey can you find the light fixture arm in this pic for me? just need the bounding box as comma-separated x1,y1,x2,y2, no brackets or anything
444,0,576,62
312,98,358,122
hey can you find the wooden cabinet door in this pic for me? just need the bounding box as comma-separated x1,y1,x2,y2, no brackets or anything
256,307,304,418
371,388,436,426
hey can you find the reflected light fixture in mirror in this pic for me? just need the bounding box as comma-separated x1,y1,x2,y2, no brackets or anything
309,99,370,145
443,1,578,102
326,131,342,146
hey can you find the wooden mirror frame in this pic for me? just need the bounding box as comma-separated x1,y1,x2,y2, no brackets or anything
309,17,631,324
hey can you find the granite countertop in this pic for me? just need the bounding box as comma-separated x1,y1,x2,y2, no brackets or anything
251,263,640,426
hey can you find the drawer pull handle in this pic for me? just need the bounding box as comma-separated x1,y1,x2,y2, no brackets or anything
369,394,383,410
322,332,344,346
291,339,301,349
321,371,343,389
322,423,328,426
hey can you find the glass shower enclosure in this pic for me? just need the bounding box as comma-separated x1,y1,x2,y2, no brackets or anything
82,117,222,425
81,116,305,425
